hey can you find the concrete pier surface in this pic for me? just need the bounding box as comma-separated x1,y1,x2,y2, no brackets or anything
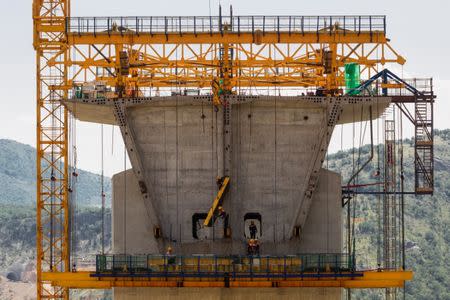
65,95,389,299
113,167,341,255
112,99,347,255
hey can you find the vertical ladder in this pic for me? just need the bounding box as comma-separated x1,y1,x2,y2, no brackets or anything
414,93,434,194
219,45,234,90
384,119,398,300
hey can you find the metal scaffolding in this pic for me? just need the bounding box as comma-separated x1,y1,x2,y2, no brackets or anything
32,0,433,297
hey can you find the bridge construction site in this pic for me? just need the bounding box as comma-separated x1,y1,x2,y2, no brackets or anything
33,1,435,299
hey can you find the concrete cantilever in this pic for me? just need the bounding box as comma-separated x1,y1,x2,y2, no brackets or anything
64,95,392,300
62,96,391,126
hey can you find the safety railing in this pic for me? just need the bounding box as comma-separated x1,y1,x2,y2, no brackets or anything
67,15,386,35
357,78,434,97
94,253,356,278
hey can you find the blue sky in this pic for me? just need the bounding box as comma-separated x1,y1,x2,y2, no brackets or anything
0,0,448,175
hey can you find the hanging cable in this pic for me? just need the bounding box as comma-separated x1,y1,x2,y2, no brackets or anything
272,47,278,243
101,124,105,255
274,94,278,243
175,94,180,246
347,106,354,262
352,106,366,270
399,103,406,299
348,104,356,257
346,108,372,188
400,109,405,271
326,128,330,253
71,115,79,271
376,98,382,269
68,110,73,270
123,144,127,254
174,46,183,246
50,91,55,271
163,107,169,220
111,125,115,155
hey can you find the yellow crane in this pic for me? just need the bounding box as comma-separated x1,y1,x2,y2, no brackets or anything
33,1,420,299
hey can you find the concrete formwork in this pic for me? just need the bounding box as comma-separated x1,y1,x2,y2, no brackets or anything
103,96,383,300
62,92,391,300
112,167,342,299
113,167,341,255
229,100,326,247
112,99,342,254
126,101,222,245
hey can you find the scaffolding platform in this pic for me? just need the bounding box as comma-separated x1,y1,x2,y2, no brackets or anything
40,254,412,289
67,15,386,35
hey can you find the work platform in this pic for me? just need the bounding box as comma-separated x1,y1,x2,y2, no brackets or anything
43,271,412,289
43,253,412,289
65,15,388,45
67,15,387,34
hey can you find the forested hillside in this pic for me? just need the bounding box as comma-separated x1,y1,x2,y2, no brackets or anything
327,129,450,299
0,139,112,299
0,139,111,206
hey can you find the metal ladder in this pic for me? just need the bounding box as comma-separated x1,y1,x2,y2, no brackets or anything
384,119,398,300
414,96,434,194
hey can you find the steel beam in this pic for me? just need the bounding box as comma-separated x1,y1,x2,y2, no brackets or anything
43,270,413,289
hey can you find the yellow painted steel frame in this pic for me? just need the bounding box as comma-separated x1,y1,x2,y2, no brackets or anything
33,3,410,299
33,0,70,299
66,38,405,91
43,270,412,289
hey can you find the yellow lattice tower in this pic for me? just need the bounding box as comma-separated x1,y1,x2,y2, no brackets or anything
33,0,70,299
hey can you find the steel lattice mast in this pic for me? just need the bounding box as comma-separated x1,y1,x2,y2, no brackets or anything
33,0,70,299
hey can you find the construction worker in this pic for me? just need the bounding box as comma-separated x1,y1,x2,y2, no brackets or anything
254,239,260,255
249,221,258,239
247,239,260,256
247,239,255,256
217,206,230,237
216,176,225,187
218,206,227,219
166,246,176,266
249,239,261,256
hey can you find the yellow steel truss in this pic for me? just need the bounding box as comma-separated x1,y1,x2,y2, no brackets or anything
43,270,412,289
33,0,70,299
33,3,409,299
66,40,404,91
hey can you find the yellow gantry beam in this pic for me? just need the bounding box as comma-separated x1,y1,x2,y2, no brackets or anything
43,270,412,289
62,28,405,92
67,32,387,45
204,177,230,226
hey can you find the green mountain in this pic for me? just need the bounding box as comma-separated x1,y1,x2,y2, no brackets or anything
327,129,450,299
0,131,450,299
0,139,111,206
